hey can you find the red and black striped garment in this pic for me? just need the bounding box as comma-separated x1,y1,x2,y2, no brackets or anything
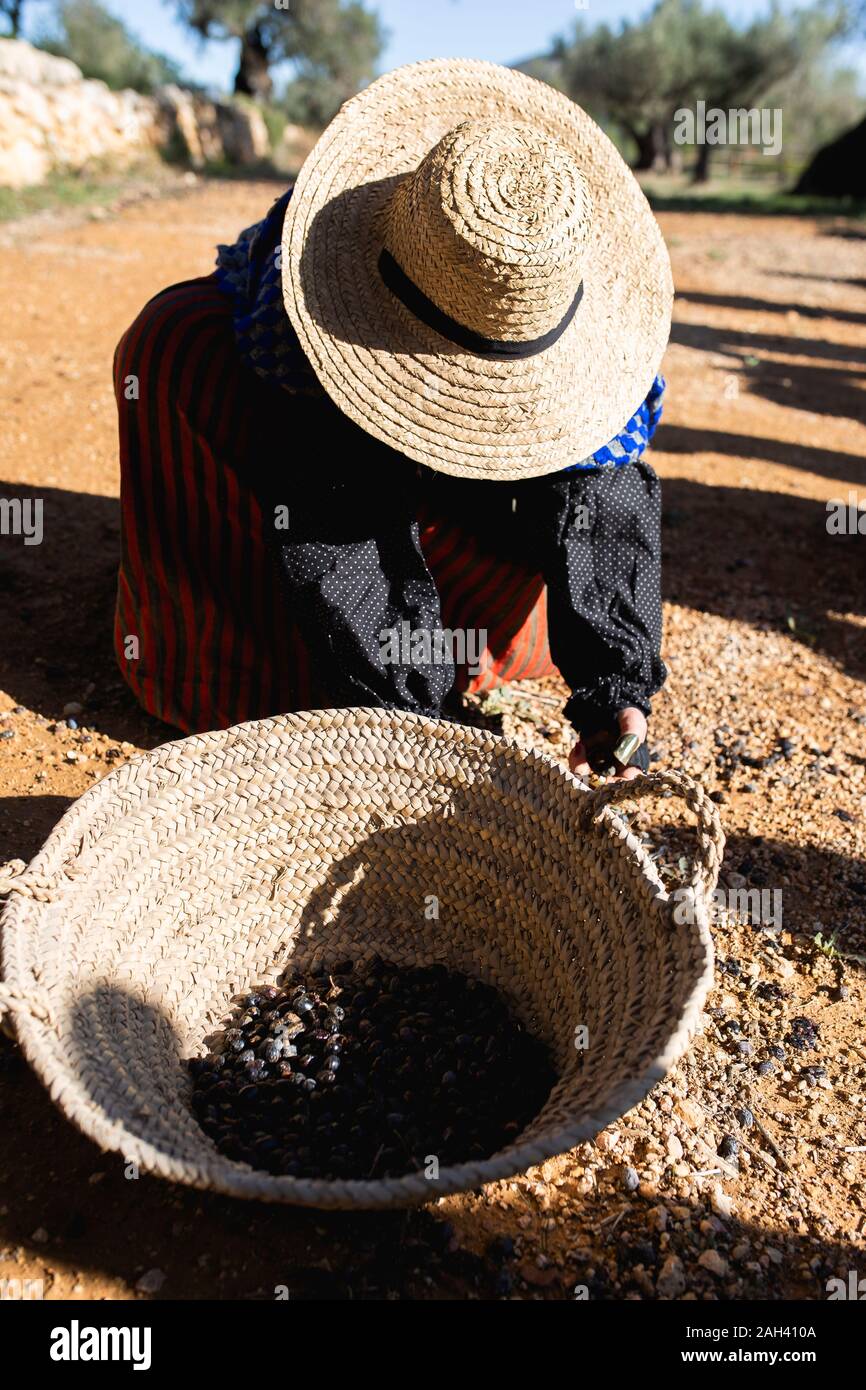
113,275,557,735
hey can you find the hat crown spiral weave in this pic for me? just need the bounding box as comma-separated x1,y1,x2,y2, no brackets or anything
382,119,594,343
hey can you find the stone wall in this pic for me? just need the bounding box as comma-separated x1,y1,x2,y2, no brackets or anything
0,39,270,188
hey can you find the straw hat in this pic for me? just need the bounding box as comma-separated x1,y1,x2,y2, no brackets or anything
281,59,673,481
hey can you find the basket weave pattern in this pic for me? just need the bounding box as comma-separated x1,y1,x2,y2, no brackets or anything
0,708,721,1209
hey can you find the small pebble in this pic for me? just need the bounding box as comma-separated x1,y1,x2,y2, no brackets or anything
698,1249,729,1277
657,1253,686,1298
135,1268,166,1294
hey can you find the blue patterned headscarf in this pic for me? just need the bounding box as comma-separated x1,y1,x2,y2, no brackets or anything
216,191,665,471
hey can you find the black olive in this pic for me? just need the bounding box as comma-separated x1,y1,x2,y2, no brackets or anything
189,962,555,1182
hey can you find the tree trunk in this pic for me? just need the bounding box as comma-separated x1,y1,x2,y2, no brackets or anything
691,142,712,185
794,114,866,199
6,0,23,37
234,25,273,102
632,123,669,173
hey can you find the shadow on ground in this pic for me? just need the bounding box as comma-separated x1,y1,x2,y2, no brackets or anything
659,423,866,489
0,944,861,1300
677,288,866,328
671,318,866,368
645,191,866,219
0,795,75,866
0,480,169,748
658,476,866,682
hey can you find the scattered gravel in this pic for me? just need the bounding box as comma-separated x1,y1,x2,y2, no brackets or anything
1,197,864,1301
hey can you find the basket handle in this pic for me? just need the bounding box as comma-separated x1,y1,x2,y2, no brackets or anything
0,859,57,901
0,981,55,1037
580,769,725,903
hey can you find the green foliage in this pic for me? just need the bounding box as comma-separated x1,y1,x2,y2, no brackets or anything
841,0,866,31
642,180,866,216
279,0,385,127
0,162,180,222
813,930,866,963
39,0,183,93
259,102,288,150
524,0,851,174
0,0,24,38
173,0,385,120
764,60,863,169
175,0,262,40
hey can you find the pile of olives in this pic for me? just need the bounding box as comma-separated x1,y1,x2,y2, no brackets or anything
188,957,554,1181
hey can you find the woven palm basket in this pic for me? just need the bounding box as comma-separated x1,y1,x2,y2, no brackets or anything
0,708,721,1210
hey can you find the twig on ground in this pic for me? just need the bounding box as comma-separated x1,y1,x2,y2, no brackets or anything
746,1101,791,1173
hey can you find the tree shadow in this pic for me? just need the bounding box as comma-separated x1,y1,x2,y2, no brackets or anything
659,477,866,682
0,479,170,747
198,165,295,186
0,796,74,868
658,422,866,489
670,318,866,368
676,289,866,329
745,358,866,425
763,270,866,291
669,289,866,424
720,833,866,954
646,191,866,219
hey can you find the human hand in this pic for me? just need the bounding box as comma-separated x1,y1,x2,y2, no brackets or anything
568,706,647,783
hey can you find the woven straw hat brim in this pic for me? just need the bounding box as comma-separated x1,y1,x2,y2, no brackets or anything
282,59,673,481
0,708,720,1210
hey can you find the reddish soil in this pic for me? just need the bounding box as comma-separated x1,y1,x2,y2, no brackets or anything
0,182,864,1300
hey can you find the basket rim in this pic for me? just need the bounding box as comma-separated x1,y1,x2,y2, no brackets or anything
1,704,690,892
1,706,716,1209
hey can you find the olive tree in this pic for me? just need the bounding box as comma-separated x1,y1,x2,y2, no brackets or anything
173,0,384,122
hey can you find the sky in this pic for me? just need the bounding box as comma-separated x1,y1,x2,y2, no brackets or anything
24,0,866,92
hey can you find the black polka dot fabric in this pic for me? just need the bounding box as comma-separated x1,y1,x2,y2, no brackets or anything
521,460,667,735
249,394,666,736
426,461,666,735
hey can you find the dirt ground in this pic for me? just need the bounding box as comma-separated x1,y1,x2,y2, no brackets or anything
0,179,864,1301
